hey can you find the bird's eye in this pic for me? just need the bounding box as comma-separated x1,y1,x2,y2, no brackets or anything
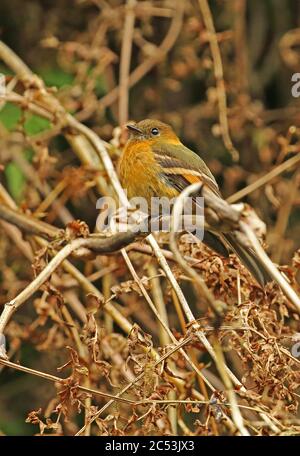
151,127,159,136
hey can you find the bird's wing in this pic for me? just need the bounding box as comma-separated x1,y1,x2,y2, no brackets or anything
152,142,231,258
151,142,221,197
152,143,270,286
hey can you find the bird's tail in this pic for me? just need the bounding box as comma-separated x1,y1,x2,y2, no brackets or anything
224,233,272,287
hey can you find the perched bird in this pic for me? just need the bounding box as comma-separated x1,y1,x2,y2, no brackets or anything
119,119,271,287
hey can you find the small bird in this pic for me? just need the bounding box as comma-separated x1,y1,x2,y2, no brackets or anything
119,119,271,287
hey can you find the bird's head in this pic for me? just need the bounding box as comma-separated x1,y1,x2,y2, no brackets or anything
126,119,180,144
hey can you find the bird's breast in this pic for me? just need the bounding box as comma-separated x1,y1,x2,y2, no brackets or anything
119,141,178,205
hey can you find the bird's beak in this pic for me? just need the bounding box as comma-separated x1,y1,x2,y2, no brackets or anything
126,124,143,135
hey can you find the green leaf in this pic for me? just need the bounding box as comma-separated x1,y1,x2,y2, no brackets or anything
0,103,21,131
38,66,74,88
24,114,51,135
24,148,34,161
94,75,107,97
4,162,26,202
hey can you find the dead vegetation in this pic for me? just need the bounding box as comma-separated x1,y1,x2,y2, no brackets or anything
0,0,300,436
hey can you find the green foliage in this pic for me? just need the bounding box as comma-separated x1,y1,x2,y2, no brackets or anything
4,162,25,202
0,103,21,130
38,66,74,88
24,115,51,135
4,149,33,202
0,105,51,135
93,74,107,97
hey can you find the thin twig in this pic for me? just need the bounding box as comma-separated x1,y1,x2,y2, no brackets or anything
75,334,195,436
170,182,227,318
169,182,250,433
97,0,184,111
119,0,136,126
241,222,300,311
198,0,239,161
0,225,148,335
227,153,300,203
0,358,136,404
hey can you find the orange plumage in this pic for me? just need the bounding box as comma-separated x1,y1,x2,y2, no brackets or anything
119,118,271,287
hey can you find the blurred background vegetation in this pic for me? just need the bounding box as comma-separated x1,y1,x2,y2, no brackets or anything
0,0,300,435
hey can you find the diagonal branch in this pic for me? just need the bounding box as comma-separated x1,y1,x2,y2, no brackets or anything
198,0,239,161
